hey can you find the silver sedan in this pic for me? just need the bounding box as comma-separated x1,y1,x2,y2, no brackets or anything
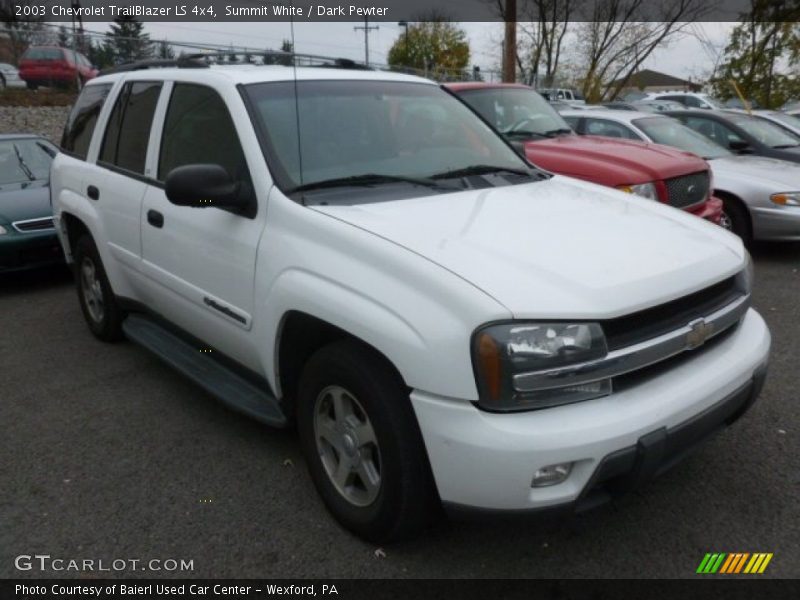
561,108,800,243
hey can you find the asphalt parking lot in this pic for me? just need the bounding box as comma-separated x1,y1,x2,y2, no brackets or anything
1,243,798,579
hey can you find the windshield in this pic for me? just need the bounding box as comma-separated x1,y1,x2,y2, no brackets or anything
456,87,572,137
0,138,56,186
633,117,731,159
728,114,800,147
243,80,532,197
766,112,800,131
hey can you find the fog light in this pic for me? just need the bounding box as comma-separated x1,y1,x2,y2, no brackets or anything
531,462,573,487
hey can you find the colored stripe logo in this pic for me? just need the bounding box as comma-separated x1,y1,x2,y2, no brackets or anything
696,552,773,574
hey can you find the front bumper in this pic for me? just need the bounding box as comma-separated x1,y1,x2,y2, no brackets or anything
0,229,63,272
686,196,723,225
751,204,800,241
411,309,770,512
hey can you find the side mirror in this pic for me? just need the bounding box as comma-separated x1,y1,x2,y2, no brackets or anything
728,140,751,153
165,164,247,209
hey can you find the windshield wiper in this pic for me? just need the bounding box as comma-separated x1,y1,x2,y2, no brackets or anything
13,144,36,181
431,165,533,180
289,173,460,193
543,128,574,137
503,130,548,139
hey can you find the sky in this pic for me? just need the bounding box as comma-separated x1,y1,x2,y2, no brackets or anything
94,20,736,83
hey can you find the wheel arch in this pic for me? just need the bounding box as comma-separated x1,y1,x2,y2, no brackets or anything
715,189,753,238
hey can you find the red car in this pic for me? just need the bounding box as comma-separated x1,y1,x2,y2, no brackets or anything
18,46,98,90
447,83,723,225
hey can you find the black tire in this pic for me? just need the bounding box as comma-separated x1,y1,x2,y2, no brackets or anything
297,339,438,542
73,235,124,342
720,196,752,245
26,81,37,91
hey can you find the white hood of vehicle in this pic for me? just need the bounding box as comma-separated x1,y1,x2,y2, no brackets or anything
711,155,800,189
312,175,745,319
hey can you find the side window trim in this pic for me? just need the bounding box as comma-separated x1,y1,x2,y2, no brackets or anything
85,79,126,164
145,80,174,181
96,79,165,178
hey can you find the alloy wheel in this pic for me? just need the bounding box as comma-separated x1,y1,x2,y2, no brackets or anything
80,257,105,323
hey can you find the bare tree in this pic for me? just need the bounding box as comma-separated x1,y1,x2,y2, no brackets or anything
575,0,718,102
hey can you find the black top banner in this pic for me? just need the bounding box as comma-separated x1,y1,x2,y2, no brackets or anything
1,0,793,23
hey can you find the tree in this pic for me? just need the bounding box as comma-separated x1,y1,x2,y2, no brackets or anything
574,0,716,102
156,41,175,60
0,0,55,64
387,19,470,79
86,38,115,69
264,39,293,66
105,15,152,65
711,0,800,108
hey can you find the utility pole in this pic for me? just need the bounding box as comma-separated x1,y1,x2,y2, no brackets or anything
502,0,517,83
354,17,379,67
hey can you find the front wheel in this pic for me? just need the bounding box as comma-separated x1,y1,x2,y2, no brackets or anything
720,197,752,245
297,340,438,542
73,235,124,342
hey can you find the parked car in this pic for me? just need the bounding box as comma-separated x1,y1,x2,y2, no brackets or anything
447,83,722,224
644,92,724,110
0,63,26,89
668,109,800,163
0,134,62,272
538,87,585,105
562,108,800,243
602,100,683,113
18,46,97,90
747,110,800,138
52,65,769,542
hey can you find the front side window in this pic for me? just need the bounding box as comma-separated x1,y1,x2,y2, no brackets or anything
61,84,112,159
242,80,534,199
682,116,742,147
158,84,248,182
100,81,163,174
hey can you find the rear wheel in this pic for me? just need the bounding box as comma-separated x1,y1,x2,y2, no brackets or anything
297,340,438,542
73,235,124,342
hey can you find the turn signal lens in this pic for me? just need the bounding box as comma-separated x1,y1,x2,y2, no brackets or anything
771,192,800,206
477,333,503,403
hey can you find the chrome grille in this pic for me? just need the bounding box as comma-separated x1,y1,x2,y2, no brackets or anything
665,171,709,208
12,217,55,233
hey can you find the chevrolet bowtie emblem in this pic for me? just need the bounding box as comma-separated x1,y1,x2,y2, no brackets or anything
687,318,714,349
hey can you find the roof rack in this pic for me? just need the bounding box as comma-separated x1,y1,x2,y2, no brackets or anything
99,51,372,77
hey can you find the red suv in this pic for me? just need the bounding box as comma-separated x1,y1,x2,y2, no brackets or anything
18,46,98,90
447,83,723,224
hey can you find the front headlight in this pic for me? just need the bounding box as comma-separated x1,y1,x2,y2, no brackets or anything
473,322,611,411
770,192,800,206
618,182,658,201
0,225,8,235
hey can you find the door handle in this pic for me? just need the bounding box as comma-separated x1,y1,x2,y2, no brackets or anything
87,185,99,201
147,209,164,228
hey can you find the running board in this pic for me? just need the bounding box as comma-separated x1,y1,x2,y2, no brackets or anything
122,314,287,428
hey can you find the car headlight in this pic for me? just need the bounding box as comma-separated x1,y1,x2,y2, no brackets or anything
771,192,800,206
472,322,611,411
617,182,658,201
0,224,8,235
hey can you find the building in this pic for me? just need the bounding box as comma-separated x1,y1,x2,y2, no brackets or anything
610,69,702,94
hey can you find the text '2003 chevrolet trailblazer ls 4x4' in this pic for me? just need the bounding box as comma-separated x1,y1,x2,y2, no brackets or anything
51,59,770,542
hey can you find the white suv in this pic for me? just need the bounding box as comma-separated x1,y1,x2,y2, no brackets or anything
51,61,770,541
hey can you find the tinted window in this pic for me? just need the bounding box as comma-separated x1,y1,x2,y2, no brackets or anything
584,118,639,140
683,117,744,147
61,84,112,159
100,81,162,174
159,84,247,181
633,117,730,159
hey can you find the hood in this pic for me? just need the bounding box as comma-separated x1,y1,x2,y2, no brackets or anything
311,175,744,319
710,155,800,189
0,182,51,224
524,134,708,186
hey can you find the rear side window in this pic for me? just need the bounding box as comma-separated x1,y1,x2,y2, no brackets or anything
158,84,247,181
61,84,112,159
100,81,163,174
22,47,64,61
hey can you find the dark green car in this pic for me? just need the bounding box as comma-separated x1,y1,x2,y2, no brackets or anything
0,134,62,272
